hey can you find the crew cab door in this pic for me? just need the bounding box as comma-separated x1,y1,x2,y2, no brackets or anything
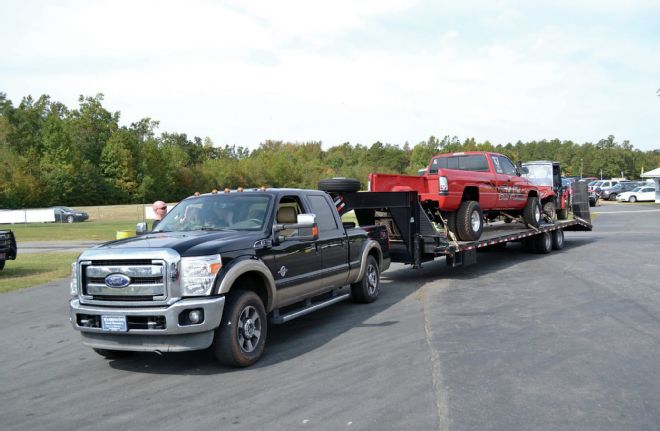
305,193,349,289
490,154,525,208
267,195,323,307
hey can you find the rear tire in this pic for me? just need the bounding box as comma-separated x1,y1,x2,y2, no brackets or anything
351,255,380,303
92,348,133,359
551,229,565,250
609,193,617,201
534,232,552,254
212,290,267,367
523,196,542,227
456,201,483,241
317,178,361,192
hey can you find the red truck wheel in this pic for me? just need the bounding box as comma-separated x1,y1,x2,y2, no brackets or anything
456,200,483,241
523,197,542,227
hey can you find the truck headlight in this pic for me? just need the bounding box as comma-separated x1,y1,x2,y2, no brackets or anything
180,255,222,296
70,262,78,297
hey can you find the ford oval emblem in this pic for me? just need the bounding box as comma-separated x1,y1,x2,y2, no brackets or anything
105,273,131,288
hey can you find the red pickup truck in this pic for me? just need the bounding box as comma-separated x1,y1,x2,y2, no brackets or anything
369,151,542,241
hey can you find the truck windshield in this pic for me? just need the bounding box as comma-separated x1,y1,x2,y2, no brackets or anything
154,194,272,232
522,164,553,186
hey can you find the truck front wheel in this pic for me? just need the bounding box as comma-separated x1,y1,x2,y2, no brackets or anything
523,196,542,227
212,290,267,367
351,255,380,303
456,201,483,241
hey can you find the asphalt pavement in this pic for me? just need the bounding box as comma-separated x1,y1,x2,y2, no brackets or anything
1,203,659,430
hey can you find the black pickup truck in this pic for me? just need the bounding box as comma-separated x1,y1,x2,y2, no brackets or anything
70,188,390,366
0,229,17,270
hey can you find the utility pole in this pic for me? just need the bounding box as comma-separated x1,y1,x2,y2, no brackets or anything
580,158,583,178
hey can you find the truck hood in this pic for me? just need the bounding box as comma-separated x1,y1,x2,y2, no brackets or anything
95,230,264,257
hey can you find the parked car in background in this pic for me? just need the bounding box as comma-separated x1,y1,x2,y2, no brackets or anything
52,206,89,223
607,182,643,200
589,191,599,207
616,186,656,203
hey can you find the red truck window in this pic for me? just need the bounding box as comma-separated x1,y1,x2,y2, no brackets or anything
430,155,489,173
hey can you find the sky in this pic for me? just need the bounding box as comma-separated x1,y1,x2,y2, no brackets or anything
1,0,659,151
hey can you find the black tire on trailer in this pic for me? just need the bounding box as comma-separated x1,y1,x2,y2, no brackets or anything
92,348,133,359
534,232,553,254
551,229,565,250
212,290,267,367
351,255,380,303
456,200,483,241
542,201,556,221
317,178,361,193
523,196,542,228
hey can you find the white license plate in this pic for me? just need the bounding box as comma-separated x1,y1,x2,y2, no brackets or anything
101,315,127,332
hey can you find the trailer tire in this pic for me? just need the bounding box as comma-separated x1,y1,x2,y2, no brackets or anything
351,255,380,303
534,232,552,254
317,178,361,192
551,229,565,250
92,348,133,359
523,196,542,228
456,201,483,241
212,290,267,367
557,203,568,220
542,201,556,221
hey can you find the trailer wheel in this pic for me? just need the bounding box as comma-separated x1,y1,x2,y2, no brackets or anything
456,201,483,241
523,196,542,227
557,200,568,220
317,178,361,192
551,229,565,250
92,348,133,359
351,255,380,303
542,201,556,221
212,290,267,367
534,232,552,254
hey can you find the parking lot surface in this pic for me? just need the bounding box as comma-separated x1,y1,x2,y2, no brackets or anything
1,204,659,430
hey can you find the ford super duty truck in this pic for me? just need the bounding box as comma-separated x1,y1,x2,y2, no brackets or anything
0,229,17,270
70,188,389,367
368,151,542,241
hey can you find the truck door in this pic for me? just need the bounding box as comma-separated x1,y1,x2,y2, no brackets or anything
305,193,349,290
267,195,323,307
491,154,523,208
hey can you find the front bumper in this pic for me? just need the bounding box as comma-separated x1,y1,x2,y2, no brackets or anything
70,296,225,352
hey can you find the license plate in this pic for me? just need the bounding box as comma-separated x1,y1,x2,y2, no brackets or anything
101,315,127,332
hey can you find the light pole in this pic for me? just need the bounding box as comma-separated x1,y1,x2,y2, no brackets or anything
580,158,583,178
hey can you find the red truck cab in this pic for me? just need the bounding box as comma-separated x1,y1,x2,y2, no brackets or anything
369,151,542,241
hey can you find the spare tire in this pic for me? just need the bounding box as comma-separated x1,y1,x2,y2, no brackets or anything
317,178,361,192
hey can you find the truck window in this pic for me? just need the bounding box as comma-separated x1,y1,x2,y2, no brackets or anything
459,155,489,172
276,196,304,238
307,195,340,236
494,155,517,176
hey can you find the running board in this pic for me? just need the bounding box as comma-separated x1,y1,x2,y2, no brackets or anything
270,292,351,324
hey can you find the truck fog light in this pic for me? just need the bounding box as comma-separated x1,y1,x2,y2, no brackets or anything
189,309,203,324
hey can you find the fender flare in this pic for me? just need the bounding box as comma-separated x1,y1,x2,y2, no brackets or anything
350,239,384,285
215,258,277,311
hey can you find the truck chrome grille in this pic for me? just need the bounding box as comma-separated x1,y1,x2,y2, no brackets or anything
82,260,167,301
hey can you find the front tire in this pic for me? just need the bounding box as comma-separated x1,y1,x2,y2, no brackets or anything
629,196,637,203
351,255,380,303
66,215,74,223
523,196,542,227
456,201,483,241
212,290,267,367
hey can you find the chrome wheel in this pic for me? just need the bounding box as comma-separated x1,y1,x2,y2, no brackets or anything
366,262,379,297
471,210,481,232
237,305,262,353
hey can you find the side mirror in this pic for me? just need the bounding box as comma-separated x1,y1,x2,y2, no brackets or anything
136,222,148,235
272,213,318,243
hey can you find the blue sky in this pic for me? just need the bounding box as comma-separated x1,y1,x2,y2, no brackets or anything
1,0,659,151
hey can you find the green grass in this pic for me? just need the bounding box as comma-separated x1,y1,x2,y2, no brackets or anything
0,252,80,293
5,220,139,241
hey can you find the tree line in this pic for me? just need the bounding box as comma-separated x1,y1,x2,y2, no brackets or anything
1,92,658,209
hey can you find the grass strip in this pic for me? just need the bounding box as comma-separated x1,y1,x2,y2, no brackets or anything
5,221,137,241
0,252,80,293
